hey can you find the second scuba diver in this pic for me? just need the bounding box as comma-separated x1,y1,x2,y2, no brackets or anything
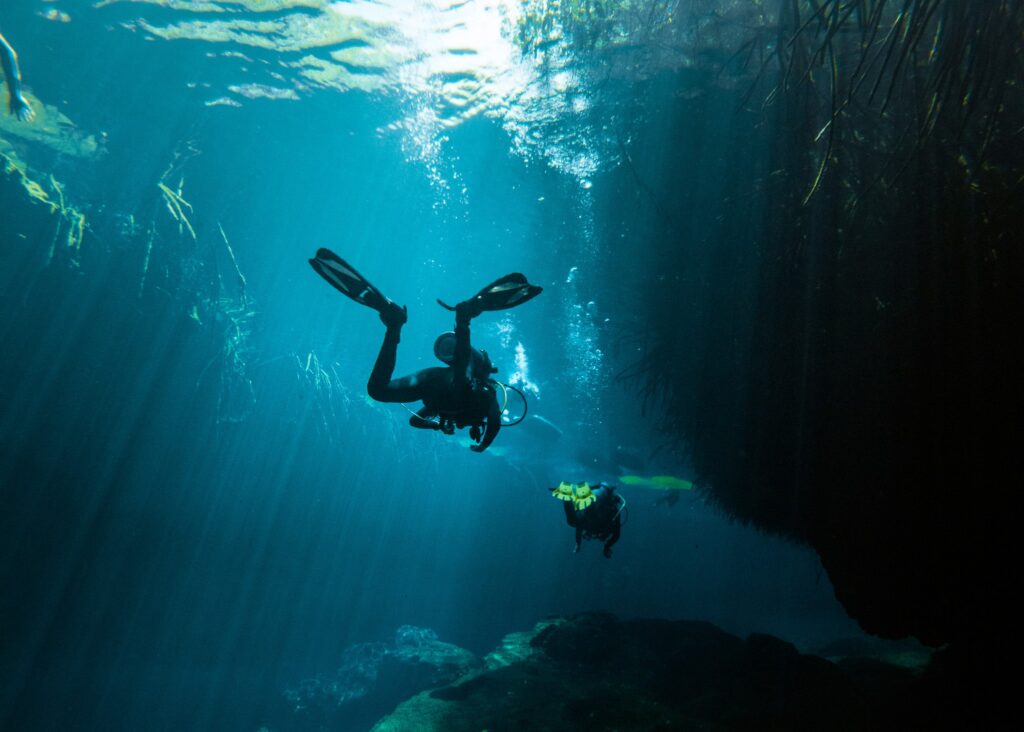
551,482,626,558
309,249,542,453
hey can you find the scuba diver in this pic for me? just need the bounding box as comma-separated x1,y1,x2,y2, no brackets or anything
309,248,542,453
1,29,34,122
551,482,626,558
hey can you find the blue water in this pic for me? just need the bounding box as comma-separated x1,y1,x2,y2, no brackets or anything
2,2,871,729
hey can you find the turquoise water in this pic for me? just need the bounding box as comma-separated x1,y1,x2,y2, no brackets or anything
1,2,879,729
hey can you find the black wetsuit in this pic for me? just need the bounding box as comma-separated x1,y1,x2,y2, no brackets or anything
367,307,501,452
564,484,623,557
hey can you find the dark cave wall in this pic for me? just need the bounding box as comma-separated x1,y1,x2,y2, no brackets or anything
613,20,1022,646
744,123,1021,646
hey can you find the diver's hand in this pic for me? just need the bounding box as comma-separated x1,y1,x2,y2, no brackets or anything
10,94,34,123
437,421,454,435
573,544,580,554
454,299,483,321
603,545,613,559
469,442,486,453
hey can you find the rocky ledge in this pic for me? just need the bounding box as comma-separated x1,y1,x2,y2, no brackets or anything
371,613,975,732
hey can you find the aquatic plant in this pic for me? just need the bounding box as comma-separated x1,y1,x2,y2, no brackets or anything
126,143,259,425
293,350,352,440
1,149,88,259
745,0,1024,205
192,221,256,425
1,89,99,261
196,292,258,424
158,179,197,240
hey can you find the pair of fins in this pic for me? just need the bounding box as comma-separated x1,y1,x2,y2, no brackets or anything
309,248,542,314
551,482,598,511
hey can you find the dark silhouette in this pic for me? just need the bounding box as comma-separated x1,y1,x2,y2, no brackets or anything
555,482,625,558
369,299,502,452
309,249,541,453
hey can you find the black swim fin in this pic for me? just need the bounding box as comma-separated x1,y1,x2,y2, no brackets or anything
437,273,543,313
309,248,390,312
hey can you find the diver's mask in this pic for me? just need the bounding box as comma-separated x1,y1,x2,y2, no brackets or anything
433,332,497,377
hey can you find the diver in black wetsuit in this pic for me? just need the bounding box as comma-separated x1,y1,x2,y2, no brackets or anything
553,482,625,558
369,298,501,452
1,29,34,122
309,248,541,453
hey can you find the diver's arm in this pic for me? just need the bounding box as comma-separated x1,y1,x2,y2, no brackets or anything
0,33,21,98
574,526,583,552
470,399,501,452
1,32,33,121
1,33,17,78
409,417,442,430
408,410,437,430
409,406,453,434
451,306,474,386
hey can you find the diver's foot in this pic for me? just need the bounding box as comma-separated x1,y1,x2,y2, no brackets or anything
379,300,407,329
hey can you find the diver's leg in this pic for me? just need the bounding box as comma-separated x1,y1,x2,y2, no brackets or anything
606,525,620,549
602,518,621,558
367,326,403,401
366,322,445,403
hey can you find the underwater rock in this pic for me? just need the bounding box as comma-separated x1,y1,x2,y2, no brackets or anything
0,91,102,160
389,625,479,680
372,613,973,732
372,625,481,706
283,642,388,720
483,617,565,670
281,626,479,731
